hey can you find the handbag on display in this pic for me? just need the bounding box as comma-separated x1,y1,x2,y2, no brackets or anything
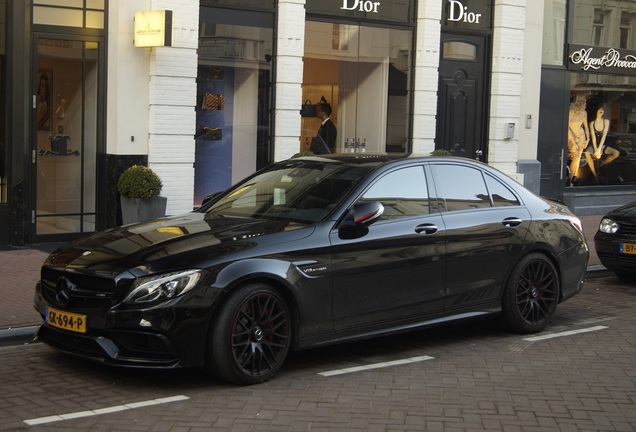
201,93,225,110
203,127,222,140
300,100,316,117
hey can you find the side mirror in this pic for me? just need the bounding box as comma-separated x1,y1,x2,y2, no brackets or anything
352,201,384,227
339,201,384,239
201,191,223,207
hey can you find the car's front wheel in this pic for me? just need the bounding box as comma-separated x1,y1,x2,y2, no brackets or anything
207,283,291,385
502,253,559,334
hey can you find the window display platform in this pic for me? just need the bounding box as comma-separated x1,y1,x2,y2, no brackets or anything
563,187,636,216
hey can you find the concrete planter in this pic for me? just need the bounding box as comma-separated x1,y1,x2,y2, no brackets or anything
120,196,167,225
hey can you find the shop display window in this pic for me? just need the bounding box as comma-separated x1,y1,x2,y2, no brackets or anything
568,72,636,186
302,22,412,154
195,8,274,206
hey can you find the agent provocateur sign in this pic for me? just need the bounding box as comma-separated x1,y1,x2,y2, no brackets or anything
568,44,636,75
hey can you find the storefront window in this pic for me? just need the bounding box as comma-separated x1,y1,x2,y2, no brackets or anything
302,22,412,154
195,8,273,206
542,0,566,65
566,1,636,187
568,72,636,186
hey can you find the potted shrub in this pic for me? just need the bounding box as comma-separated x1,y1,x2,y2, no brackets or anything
430,149,453,156
117,165,167,224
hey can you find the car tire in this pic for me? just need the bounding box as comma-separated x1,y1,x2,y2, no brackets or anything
502,253,560,334
207,283,291,385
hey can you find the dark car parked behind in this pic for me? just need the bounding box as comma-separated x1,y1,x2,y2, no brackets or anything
595,201,636,279
34,154,588,385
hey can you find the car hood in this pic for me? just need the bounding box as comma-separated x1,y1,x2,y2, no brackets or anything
604,202,636,220
44,212,315,273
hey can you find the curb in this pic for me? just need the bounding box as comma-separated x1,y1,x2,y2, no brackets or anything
0,325,39,347
585,264,612,278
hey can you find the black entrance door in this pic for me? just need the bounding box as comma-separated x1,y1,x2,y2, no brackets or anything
436,33,489,161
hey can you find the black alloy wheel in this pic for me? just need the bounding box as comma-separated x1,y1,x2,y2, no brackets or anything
502,253,559,334
208,284,291,385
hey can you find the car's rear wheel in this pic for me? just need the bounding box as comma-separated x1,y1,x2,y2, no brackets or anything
208,283,291,385
502,253,559,334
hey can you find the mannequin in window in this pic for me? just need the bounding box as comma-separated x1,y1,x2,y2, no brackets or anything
313,96,337,154
567,95,589,185
586,104,620,180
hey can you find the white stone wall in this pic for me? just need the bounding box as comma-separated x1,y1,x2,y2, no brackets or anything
274,0,306,161
108,1,199,216
412,0,442,156
148,0,198,215
106,1,150,157
488,0,529,177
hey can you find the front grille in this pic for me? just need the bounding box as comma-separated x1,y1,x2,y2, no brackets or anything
618,254,636,266
40,267,128,310
617,221,636,236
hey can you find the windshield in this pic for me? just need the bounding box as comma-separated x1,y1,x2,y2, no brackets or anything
205,160,370,223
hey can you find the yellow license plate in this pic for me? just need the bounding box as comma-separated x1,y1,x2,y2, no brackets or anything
46,307,87,333
620,243,636,255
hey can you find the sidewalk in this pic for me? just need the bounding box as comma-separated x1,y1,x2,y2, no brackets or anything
0,214,607,338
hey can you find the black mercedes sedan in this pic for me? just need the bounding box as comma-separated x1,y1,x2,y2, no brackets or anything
34,155,588,385
594,201,636,279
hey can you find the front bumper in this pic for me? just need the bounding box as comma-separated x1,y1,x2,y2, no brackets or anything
34,282,212,368
594,234,636,272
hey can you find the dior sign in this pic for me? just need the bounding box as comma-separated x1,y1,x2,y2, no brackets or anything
568,44,636,75
340,0,380,13
447,0,482,24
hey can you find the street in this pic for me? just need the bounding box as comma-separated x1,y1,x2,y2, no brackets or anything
1,274,635,432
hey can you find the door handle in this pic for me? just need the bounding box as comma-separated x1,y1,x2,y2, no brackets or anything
415,223,438,234
502,217,523,227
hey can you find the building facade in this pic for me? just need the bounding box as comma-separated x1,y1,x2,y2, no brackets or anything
1,0,547,246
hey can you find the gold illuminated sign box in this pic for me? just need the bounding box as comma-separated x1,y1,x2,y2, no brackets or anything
134,10,173,47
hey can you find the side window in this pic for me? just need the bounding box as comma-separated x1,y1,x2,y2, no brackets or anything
360,166,430,219
432,164,490,211
485,174,520,207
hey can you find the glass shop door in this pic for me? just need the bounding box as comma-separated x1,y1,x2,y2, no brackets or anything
33,35,102,240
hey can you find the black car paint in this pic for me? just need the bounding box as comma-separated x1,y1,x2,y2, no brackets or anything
594,201,636,274
34,155,588,371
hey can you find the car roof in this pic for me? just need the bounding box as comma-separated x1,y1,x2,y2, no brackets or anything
291,153,487,168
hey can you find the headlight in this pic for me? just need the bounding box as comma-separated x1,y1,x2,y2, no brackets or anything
599,218,619,234
123,270,204,304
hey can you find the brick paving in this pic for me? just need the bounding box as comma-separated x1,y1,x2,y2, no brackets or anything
1,248,49,330
0,275,634,431
0,215,605,332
